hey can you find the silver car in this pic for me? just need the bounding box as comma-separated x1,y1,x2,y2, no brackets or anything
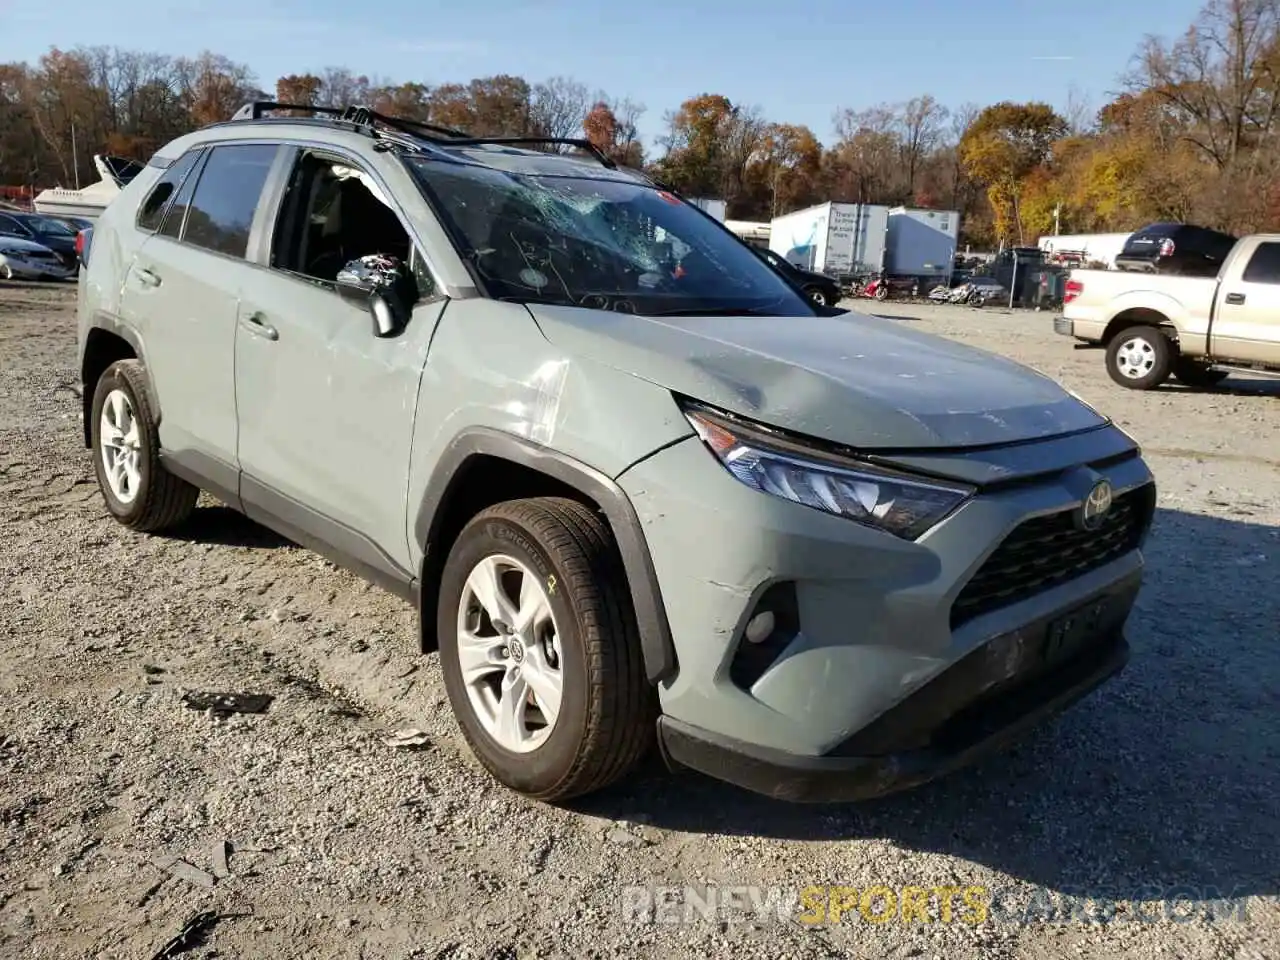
75,102,1156,803
0,236,77,281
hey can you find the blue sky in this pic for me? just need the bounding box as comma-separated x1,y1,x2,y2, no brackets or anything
2,0,1204,150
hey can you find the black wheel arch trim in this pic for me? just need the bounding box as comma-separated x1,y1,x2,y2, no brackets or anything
81,315,158,448
413,427,678,685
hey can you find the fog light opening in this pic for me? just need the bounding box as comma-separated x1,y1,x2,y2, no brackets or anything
744,610,776,644
729,582,801,691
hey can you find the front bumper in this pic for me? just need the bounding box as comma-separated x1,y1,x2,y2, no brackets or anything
618,427,1154,766
658,607,1131,802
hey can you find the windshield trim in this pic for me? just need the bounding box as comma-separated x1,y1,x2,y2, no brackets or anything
400,154,821,318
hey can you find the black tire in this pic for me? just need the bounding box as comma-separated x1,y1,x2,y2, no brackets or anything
804,285,827,307
90,359,199,531
874,284,888,301
1173,359,1230,388
1105,325,1173,390
437,497,655,802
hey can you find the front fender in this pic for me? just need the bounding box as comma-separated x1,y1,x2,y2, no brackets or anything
412,427,678,684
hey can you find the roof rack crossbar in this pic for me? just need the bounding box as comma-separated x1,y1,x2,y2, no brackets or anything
441,136,618,170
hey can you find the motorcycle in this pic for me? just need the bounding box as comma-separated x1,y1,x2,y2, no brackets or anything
851,274,921,302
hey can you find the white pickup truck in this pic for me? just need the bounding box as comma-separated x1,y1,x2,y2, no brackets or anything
1054,233,1280,389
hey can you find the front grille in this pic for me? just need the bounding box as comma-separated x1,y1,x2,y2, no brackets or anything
951,483,1153,629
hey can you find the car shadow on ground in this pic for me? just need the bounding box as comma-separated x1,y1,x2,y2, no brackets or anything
162,503,293,548
1161,374,1280,397
575,507,1280,908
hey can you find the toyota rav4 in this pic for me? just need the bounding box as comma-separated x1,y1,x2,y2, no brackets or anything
75,102,1156,803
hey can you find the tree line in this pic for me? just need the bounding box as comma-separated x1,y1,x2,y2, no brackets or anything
2,0,1277,246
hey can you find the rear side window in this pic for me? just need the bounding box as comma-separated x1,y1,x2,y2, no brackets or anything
158,152,206,240
181,144,279,259
1242,242,1280,284
136,149,204,233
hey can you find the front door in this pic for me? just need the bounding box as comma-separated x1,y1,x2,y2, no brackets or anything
233,146,447,581
1212,240,1280,365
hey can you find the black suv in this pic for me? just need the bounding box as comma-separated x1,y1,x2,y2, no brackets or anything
1114,222,1238,277
750,246,843,307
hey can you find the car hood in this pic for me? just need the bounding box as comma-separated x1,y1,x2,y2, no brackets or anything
528,305,1107,450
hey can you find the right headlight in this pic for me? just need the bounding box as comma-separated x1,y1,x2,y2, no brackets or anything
682,402,975,541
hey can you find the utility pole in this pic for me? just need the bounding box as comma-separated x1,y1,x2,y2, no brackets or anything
71,122,80,190
1053,203,1061,236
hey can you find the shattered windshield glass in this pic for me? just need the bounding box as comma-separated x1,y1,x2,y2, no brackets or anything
405,157,817,317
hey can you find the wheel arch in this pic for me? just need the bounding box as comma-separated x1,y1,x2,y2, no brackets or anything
1101,308,1179,348
413,428,677,685
81,322,151,448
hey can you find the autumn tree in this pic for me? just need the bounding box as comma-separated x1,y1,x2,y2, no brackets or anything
897,95,949,200
583,98,646,167
656,94,765,212
959,101,1067,242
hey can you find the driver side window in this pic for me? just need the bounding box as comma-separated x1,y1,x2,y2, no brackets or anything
269,150,435,300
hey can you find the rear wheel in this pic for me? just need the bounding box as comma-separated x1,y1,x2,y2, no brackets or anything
1106,325,1172,389
1173,359,1229,388
437,497,655,802
90,359,199,531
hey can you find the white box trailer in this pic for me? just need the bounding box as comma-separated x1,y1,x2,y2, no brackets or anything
687,197,727,221
1037,232,1130,269
887,206,959,280
769,202,889,278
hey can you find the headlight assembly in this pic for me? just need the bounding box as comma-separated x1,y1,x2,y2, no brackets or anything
682,402,974,540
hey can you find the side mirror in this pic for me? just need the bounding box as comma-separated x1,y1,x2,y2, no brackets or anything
335,254,413,337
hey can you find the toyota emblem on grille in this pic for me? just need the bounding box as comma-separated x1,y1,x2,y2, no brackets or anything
1077,479,1113,532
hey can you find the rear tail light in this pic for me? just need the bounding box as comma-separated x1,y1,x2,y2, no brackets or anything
1063,279,1083,304
75,227,92,268
1158,238,1175,257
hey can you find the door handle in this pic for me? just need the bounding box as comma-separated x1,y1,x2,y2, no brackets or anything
135,267,162,288
239,312,279,341
1224,292,1246,305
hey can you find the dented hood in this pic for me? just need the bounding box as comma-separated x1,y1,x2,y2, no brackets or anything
528,305,1107,450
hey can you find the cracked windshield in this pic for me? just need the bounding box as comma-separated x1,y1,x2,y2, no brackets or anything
407,158,816,316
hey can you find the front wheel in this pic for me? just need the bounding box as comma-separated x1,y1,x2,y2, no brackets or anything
437,497,655,802
1106,325,1173,389
874,284,888,301
805,285,827,307
90,359,199,531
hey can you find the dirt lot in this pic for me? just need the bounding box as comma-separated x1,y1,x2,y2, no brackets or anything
1,283,1277,960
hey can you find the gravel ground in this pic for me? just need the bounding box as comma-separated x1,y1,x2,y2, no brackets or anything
1,283,1277,960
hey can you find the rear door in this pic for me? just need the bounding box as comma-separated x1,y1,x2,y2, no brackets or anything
118,141,280,492
1211,239,1280,364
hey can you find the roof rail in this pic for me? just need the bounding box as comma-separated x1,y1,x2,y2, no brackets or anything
229,101,469,140
228,102,623,172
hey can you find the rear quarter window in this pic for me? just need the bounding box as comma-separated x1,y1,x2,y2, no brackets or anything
136,149,205,233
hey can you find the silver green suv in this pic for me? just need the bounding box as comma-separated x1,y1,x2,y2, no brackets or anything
76,103,1156,803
